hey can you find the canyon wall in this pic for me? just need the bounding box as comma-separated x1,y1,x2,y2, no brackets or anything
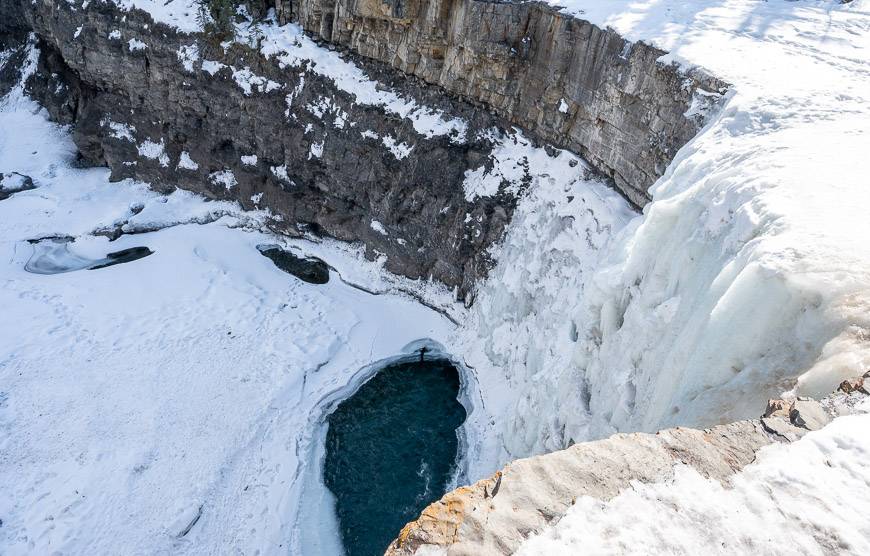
12,0,524,297
3,0,725,297
280,0,727,207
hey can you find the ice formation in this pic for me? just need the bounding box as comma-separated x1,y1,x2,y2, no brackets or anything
456,0,870,468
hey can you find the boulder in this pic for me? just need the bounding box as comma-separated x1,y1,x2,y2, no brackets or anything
838,377,868,394
789,399,832,431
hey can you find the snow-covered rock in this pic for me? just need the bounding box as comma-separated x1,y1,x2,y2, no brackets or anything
387,387,870,555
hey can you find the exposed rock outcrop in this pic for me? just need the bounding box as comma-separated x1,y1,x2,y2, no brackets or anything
4,0,727,297
282,0,728,206
12,0,530,297
387,381,869,555
0,172,35,200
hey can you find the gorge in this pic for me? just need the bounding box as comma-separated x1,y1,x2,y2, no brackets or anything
1,0,869,555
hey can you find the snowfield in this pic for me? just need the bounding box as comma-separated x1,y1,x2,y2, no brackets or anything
0,58,457,554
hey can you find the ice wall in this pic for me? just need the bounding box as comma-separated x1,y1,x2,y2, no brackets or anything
463,0,870,463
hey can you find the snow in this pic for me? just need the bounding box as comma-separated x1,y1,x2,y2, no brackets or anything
251,20,468,142
137,139,169,167
102,118,136,142
0,172,30,191
462,128,582,202
303,96,350,131
128,38,147,52
241,154,258,166
201,60,226,76
208,169,238,191
308,141,324,160
370,220,388,236
518,407,870,555
0,42,455,555
359,130,414,160
109,0,202,34
380,135,413,160
177,151,198,171
231,66,281,96
270,164,289,181
177,44,200,73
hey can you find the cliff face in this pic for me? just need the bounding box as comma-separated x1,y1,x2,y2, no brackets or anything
387,382,870,555
14,0,532,297
3,0,726,294
281,0,727,207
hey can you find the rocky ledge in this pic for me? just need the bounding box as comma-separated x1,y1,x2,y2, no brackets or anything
387,375,870,555
6,0,523,297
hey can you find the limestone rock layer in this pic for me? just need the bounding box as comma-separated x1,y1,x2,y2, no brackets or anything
283,0,727,206
3,0,725,292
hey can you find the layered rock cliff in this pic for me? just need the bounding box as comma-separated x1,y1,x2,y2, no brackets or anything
281,0,727,206
10,0,524,296
2,0,725,297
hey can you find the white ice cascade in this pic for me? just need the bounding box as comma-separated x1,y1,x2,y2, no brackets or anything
462,0,870,464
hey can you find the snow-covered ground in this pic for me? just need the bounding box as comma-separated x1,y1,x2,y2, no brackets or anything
0,46,460,554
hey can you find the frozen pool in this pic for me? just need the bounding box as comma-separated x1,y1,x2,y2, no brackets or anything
323,357,466,556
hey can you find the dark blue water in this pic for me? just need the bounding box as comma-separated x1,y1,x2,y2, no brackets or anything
323,359,466,556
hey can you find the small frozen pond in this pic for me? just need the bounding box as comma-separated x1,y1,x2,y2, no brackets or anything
323,358,466,556
25,237,153,274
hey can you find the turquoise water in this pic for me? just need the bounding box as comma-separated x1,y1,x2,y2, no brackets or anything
323,359,466,556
